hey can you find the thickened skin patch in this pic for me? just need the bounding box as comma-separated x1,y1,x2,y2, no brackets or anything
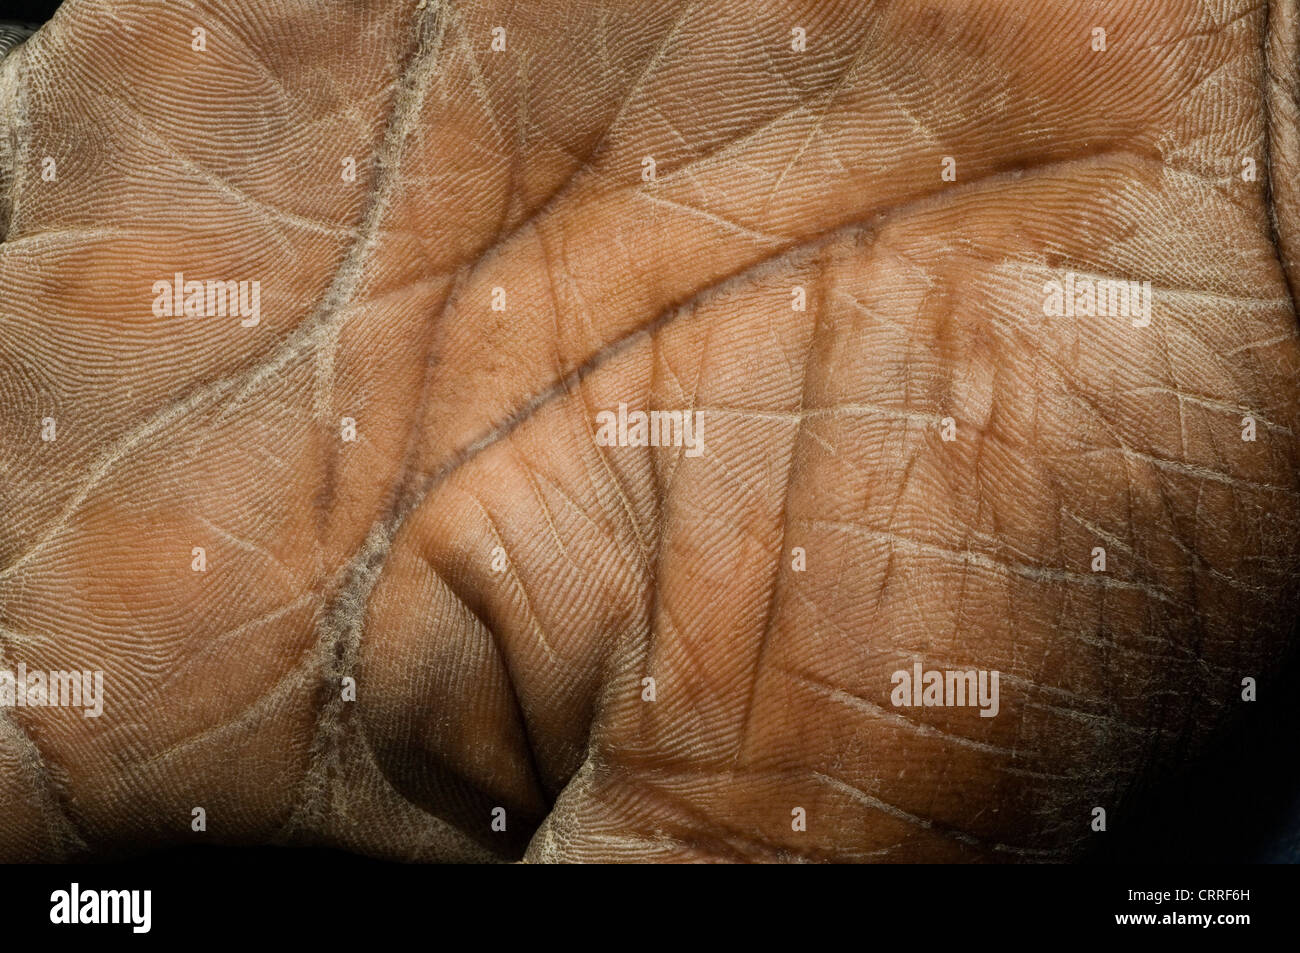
0,0,1297,878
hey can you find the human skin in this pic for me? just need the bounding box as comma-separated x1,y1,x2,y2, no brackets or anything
0,0,1297,862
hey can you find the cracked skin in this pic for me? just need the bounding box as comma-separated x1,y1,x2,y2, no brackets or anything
0,0,1298,862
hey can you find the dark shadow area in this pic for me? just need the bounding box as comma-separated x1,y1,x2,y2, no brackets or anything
1084,618,1300,863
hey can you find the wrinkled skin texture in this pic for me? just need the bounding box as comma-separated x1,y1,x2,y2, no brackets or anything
0,0,1298,862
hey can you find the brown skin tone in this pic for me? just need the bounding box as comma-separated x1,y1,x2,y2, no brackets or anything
0,0,1297,862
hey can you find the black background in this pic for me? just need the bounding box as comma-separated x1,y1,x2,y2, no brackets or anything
0,0,60,23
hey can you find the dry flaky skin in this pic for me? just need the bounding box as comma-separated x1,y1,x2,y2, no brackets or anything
0,0,1297,862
